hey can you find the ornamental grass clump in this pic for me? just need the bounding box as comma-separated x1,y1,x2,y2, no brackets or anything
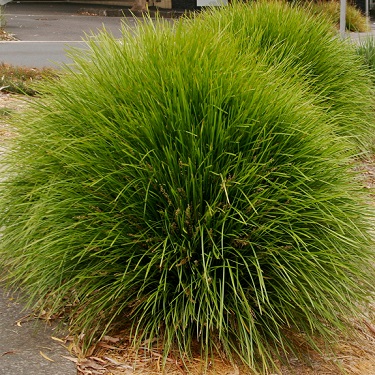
356,37,375,80
1,2,375,373
308,0,370,32
189,1,375,151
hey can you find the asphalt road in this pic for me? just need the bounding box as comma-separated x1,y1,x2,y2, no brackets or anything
0,2,139,67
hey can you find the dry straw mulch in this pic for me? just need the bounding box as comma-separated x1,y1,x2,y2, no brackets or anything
0,28,16,41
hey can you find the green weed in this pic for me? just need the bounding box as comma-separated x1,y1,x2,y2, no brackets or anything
0,107,13,116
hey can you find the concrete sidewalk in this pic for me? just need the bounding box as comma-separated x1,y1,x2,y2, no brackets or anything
0,287,76,375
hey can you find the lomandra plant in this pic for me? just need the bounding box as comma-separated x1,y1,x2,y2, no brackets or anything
190,1,375,151
356,37,375,80
308,0,370,32
1,2,375,373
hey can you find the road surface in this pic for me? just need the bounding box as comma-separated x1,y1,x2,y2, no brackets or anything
0,3,138,68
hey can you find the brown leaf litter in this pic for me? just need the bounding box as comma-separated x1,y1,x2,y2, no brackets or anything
0,28,16,41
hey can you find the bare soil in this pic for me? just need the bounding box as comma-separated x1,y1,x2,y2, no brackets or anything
2,92,375,375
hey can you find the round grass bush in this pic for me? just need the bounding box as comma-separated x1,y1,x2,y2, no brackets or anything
1,2,375,373
189,1,375,151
